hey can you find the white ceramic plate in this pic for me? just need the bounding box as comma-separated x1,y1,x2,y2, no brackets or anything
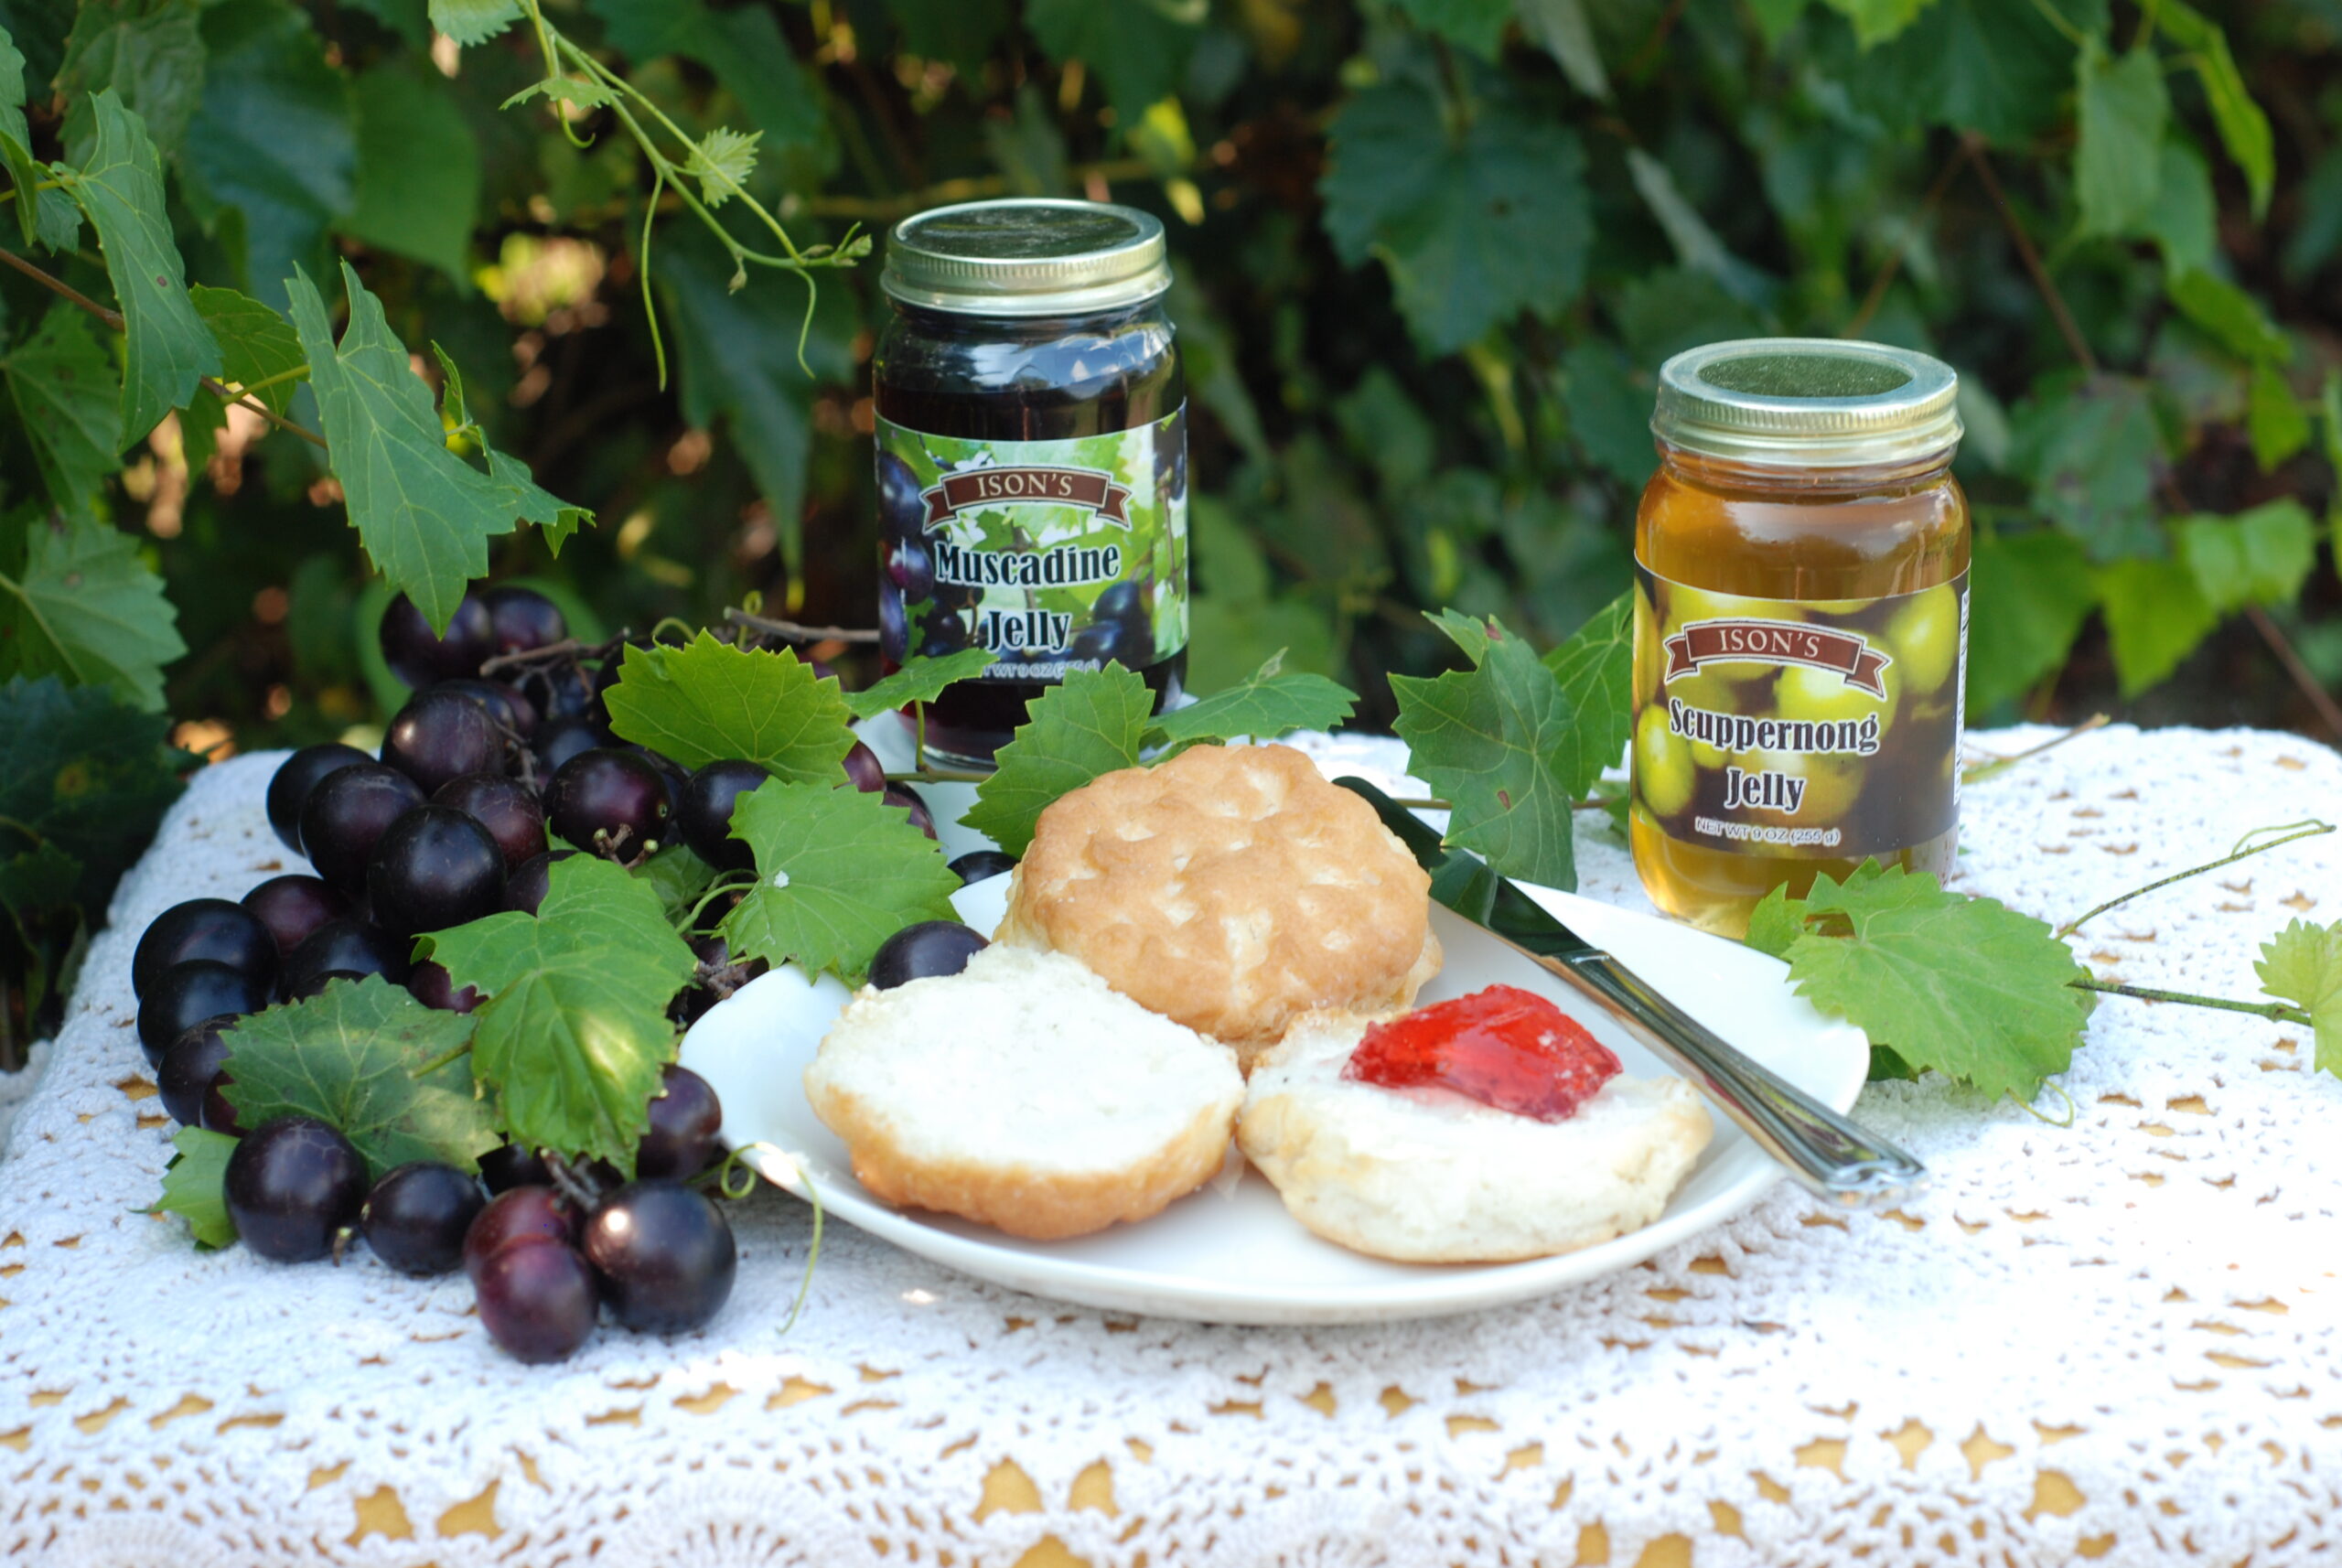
680,861,1871,1326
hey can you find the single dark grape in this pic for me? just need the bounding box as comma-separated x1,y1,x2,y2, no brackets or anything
408,959,480,1014
533,714,603,776
265,744,371,854
476,1143,551,1195
437,677,539,741
434,773,547,872
501,850,574,916
1069,614,1152,669
479,585,568,656
886,535,936,600
157,1017,236,1126
868,920,987,990
298,763,426,895
947,850,1018,886
223,1115,368,1263
543,748,671,861
878,584,908,660
1092,582,1144,625
241,875,349,958
677,760,770,871
581,1180,736,1335
464,1184,581,1277
362,1162,487,1276
280,919,413,996
913,604,972,658
132,898,276,999
381,688,510,796
367,806,507,938
199,1072,244,1137
380,592,492,688
137,960,272,1066
882,783,938,841
841,740,886,794
636,1065,725,1181
876,450,926,543
474,1240,599,1363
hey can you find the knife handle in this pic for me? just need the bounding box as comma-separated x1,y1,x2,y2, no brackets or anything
1551,950,1927,1209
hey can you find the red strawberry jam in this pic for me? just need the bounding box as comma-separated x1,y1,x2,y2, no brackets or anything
1343,984,1620,1122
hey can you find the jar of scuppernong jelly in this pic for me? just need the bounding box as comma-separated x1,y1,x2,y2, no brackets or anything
1629,338,1970,938
872,199,1188,767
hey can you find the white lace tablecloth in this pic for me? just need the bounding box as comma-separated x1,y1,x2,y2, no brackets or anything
5,726,2340,1568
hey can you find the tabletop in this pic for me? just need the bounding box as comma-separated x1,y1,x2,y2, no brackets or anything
3,724,2339,1568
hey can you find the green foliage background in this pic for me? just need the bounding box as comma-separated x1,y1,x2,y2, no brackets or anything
5,0,2342,1044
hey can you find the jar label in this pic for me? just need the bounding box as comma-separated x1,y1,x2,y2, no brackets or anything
877,407,1188,681
1630,566,1969,859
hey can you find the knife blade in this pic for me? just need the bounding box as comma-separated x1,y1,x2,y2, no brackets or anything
1336,776,1927,1210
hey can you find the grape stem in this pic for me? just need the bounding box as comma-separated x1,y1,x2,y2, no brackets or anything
543,1151,605,1210
2068,978,2313,1026
723,608,881,645
477,633,626,679
408,1040,473,1079
2055,819,2335,940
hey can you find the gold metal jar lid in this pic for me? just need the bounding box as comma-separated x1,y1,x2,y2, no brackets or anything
1652,338,1961,467
882,199,1171,317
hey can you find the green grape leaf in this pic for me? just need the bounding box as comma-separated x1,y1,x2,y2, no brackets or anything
2151,0,2273,217
56,3,205,161
2245,364,2311,473
684,125,759,208
189,285,304,415
500,75,618,113
429,0,521,47
1391,613,1583,894
1144,650,1358,755
883,0,1012,76
2091,555,2218,698
219,977,500,1176
1742,885,1803,961
1828,0,2093,145
1026,0,1201,127
2144,137,2217,277
177,0,356,309
1542,591,1632,789
63,90,223,445
1625,148,1773,308
1965,529,2096,712
2167,269,2289,365
0,20,43,249
2176,499,2316,613
604,632,856,779
4,306,122,523
1321,79,1590,355
2074,40,2167,239
285,261,591,633
0,676,188,910
147,1126,239,1250
1771,865,2095,1102
962,663,1152,857
421,854,698,1173
2010,373,2164,562
2256,918,2342,1076
719,780,962,983
841,647,998,722
347,68,481,282
1388,0,1510,56
0,519,186,710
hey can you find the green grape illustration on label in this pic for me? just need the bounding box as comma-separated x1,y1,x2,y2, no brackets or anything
876,407,1189,681
1630,568,1969,859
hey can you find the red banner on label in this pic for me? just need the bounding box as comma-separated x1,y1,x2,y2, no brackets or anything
920,466,1133,530
1663,618,1892,697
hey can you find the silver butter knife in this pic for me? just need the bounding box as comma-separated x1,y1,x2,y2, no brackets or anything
1335,777,1926,1210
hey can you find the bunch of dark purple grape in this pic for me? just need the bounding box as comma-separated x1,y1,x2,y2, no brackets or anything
186,1062,736,1364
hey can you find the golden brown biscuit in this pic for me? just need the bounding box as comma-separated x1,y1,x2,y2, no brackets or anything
997,744,1440,1069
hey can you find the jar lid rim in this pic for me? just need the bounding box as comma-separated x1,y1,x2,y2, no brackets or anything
885,199,1171,316
1653,338,1962,467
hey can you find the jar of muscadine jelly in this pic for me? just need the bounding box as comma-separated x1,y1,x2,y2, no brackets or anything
873,199,1188,766
1630,338,1969,937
